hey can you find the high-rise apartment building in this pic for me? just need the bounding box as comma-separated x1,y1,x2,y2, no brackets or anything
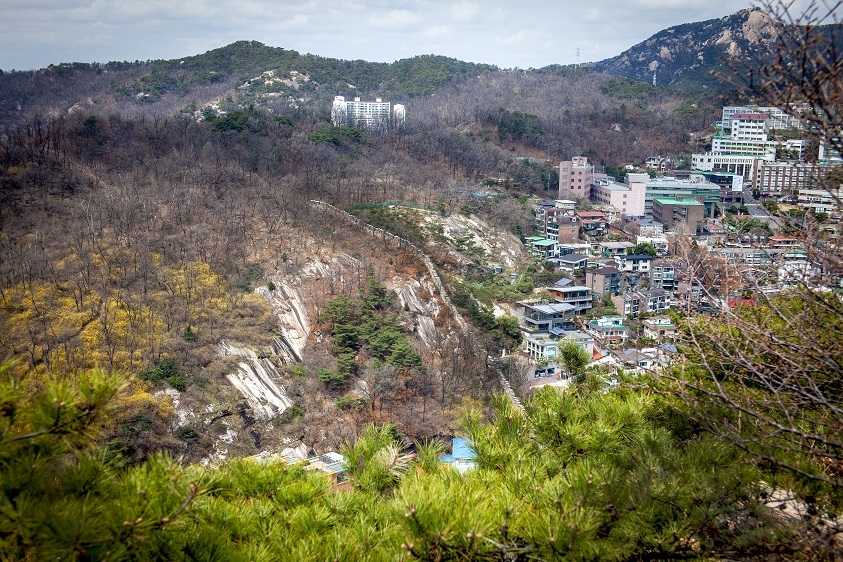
331,96,406,131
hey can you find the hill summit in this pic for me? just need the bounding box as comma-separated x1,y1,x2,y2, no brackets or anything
591,8,778,88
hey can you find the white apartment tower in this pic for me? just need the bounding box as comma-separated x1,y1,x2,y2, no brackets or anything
331,96,405,131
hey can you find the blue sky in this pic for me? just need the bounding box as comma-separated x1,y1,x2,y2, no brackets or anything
0,0,822,71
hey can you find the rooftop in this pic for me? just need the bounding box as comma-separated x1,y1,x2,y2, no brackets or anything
731,113,769,120
654,197,703,205
557,253,589,263
548,285,591,293
591,266,620,274
528,302,576,314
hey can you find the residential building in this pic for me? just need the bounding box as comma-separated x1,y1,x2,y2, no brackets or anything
331,96,404,130
523,302,576,331
651,198,705,235
613,288,669,319
586,266,622,297
599,241,635,257
590,177,646,218
645,156,671,172
586,315,629,346
576,210,609,238
558,330,595,360
546,285,593,315
439,438,477,473
612,348,661,373
524,237,559,259
558,156,594,199
676,270,703,306
556,253,589,273
636,235,669,254
649,261,677,293
525,331,559,362
627,217,664,237
535,206,579,243
613,253,654,273
642,316,678,340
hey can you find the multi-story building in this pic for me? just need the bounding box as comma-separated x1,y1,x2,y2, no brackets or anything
613,254,654,273
535,205,579,243
644,176,721,218
523,302,576,331
555,254,589,273
559,156,593,199
613,288,669,319
576,210,609,238
586,266,622,297
691,153,763,180
524,237,560,260
598,241,635,257
586,315,629,347
627,217,664,237
651,198,705,235
696,171,746,206
331,96,405,130
798,185,843,217
636,235,669,254
693,107,808,182
676,270,703,306
649,261,678,293
547,285,593,315
754,161,838,198
589,176,646,218
642,316,678,340
720,105,803,131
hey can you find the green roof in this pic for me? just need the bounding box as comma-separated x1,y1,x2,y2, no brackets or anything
654,198,703,206
532,239,557,247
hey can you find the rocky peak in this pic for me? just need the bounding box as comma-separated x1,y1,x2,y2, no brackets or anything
591,8,778,88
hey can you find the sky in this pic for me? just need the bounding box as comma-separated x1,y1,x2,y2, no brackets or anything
0,0,822,72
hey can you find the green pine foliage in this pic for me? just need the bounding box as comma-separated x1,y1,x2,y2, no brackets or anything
318,276,423,391
0,361,822,560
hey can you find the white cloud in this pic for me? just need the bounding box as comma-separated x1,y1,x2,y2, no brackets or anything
500,30,532,46
367,9,423,29
450,2,480,22
423,25,451,38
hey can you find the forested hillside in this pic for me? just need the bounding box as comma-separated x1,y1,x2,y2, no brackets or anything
2,1,842,558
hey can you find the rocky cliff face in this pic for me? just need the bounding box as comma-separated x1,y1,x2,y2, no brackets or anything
591,8,777,88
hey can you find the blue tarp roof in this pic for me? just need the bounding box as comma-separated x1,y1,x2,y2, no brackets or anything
452,437,476,459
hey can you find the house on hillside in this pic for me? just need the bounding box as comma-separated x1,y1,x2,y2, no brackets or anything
586,266,622,298
642,316,678,340
613,253,654,273
556,253,589,273
586,315,629,346
523,302,576,331
439,438,477,473
546,285,593,315
613,288,669,319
